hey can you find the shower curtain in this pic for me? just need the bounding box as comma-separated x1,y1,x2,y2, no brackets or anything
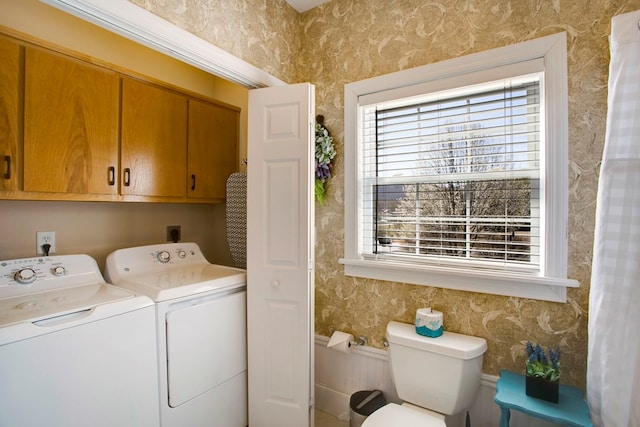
587,10,640,427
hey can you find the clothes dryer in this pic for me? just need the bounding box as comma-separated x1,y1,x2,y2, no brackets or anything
104,242,247,427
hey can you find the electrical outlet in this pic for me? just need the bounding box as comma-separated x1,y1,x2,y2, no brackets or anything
36,231,56,255
166,226,181,242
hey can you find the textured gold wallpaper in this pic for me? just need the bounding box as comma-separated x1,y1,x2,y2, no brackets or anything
127,0,301,81
128,0,640,390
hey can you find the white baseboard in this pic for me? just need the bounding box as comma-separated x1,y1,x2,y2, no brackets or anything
314,383,350,422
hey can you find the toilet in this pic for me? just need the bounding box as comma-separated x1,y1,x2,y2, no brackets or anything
363,321,487,427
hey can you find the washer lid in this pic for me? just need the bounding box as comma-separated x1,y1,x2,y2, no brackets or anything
0,283,136,328
363,403,446,427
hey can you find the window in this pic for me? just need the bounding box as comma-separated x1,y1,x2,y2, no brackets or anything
365,76,541,269
342,33,578,302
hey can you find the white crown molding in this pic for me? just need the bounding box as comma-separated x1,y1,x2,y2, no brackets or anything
40,0,286,89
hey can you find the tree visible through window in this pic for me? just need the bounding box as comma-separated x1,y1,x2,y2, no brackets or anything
375,180,534,261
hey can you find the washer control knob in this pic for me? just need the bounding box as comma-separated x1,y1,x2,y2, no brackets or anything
14,268,37,284
157,251,171,263
177,250,187,259
52,266,66,276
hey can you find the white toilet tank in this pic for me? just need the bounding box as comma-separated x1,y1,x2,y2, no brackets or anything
386,321,487,416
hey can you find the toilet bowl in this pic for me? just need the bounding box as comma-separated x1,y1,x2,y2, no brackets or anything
362,403,445,427
362,321,487,426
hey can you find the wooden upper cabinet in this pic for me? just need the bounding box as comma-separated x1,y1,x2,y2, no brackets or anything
188,99,239,200
121,78,188,198
0,37,21,192
24,47,119,194
0,32,239,203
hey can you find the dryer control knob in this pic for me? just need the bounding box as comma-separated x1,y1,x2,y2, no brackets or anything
177,250,186,259
15,268,37,284
52,266,66,276
157,251,171,263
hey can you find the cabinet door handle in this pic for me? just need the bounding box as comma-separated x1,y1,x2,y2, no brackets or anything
124,168,131,187
191,174,196,191
108,166,115,186
3,156,10,179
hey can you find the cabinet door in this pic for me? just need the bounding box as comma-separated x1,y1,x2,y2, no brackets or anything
121,78,187,198
24,47,119,194
0,37,21,191
188,99,239,200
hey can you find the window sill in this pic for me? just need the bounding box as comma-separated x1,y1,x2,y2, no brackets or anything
338,258,579,303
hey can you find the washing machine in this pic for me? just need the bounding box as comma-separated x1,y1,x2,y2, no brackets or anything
104,242,247,427
0,254,160,427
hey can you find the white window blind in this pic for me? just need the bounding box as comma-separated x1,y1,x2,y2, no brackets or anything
360,75,542,272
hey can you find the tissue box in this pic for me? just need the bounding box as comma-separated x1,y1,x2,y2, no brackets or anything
415,308,443,338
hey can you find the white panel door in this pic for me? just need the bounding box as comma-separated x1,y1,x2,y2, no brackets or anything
247,83,315,427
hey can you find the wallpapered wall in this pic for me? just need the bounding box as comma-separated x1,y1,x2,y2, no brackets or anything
128,0,300,81
128,0,640,390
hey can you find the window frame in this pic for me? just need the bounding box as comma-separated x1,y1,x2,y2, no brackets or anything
341,33,578,302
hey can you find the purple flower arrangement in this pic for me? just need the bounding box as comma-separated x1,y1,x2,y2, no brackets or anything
525,341,561,382
315,115,336,205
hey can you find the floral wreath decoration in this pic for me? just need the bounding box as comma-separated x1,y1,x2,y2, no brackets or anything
314,115,336,205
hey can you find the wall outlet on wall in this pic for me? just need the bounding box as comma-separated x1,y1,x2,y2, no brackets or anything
166,226,181,242
36,231,56,255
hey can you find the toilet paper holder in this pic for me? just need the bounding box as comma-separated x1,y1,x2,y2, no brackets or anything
351,336,368,347
329,329,368,347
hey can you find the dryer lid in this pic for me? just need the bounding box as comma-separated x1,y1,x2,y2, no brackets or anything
104,243,246,301
106,264,246,301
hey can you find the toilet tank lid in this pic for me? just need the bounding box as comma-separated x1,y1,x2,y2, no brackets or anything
386,321,487,360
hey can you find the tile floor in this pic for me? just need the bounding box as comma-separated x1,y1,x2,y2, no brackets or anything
315,409,349,427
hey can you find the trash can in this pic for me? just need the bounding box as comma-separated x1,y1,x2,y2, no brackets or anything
349,389,387,427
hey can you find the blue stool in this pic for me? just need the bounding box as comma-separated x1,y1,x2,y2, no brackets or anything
494,370,592,427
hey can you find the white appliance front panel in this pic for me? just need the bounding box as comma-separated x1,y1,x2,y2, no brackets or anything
166,289,247,407
163,369,248,427
0,305,160,427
